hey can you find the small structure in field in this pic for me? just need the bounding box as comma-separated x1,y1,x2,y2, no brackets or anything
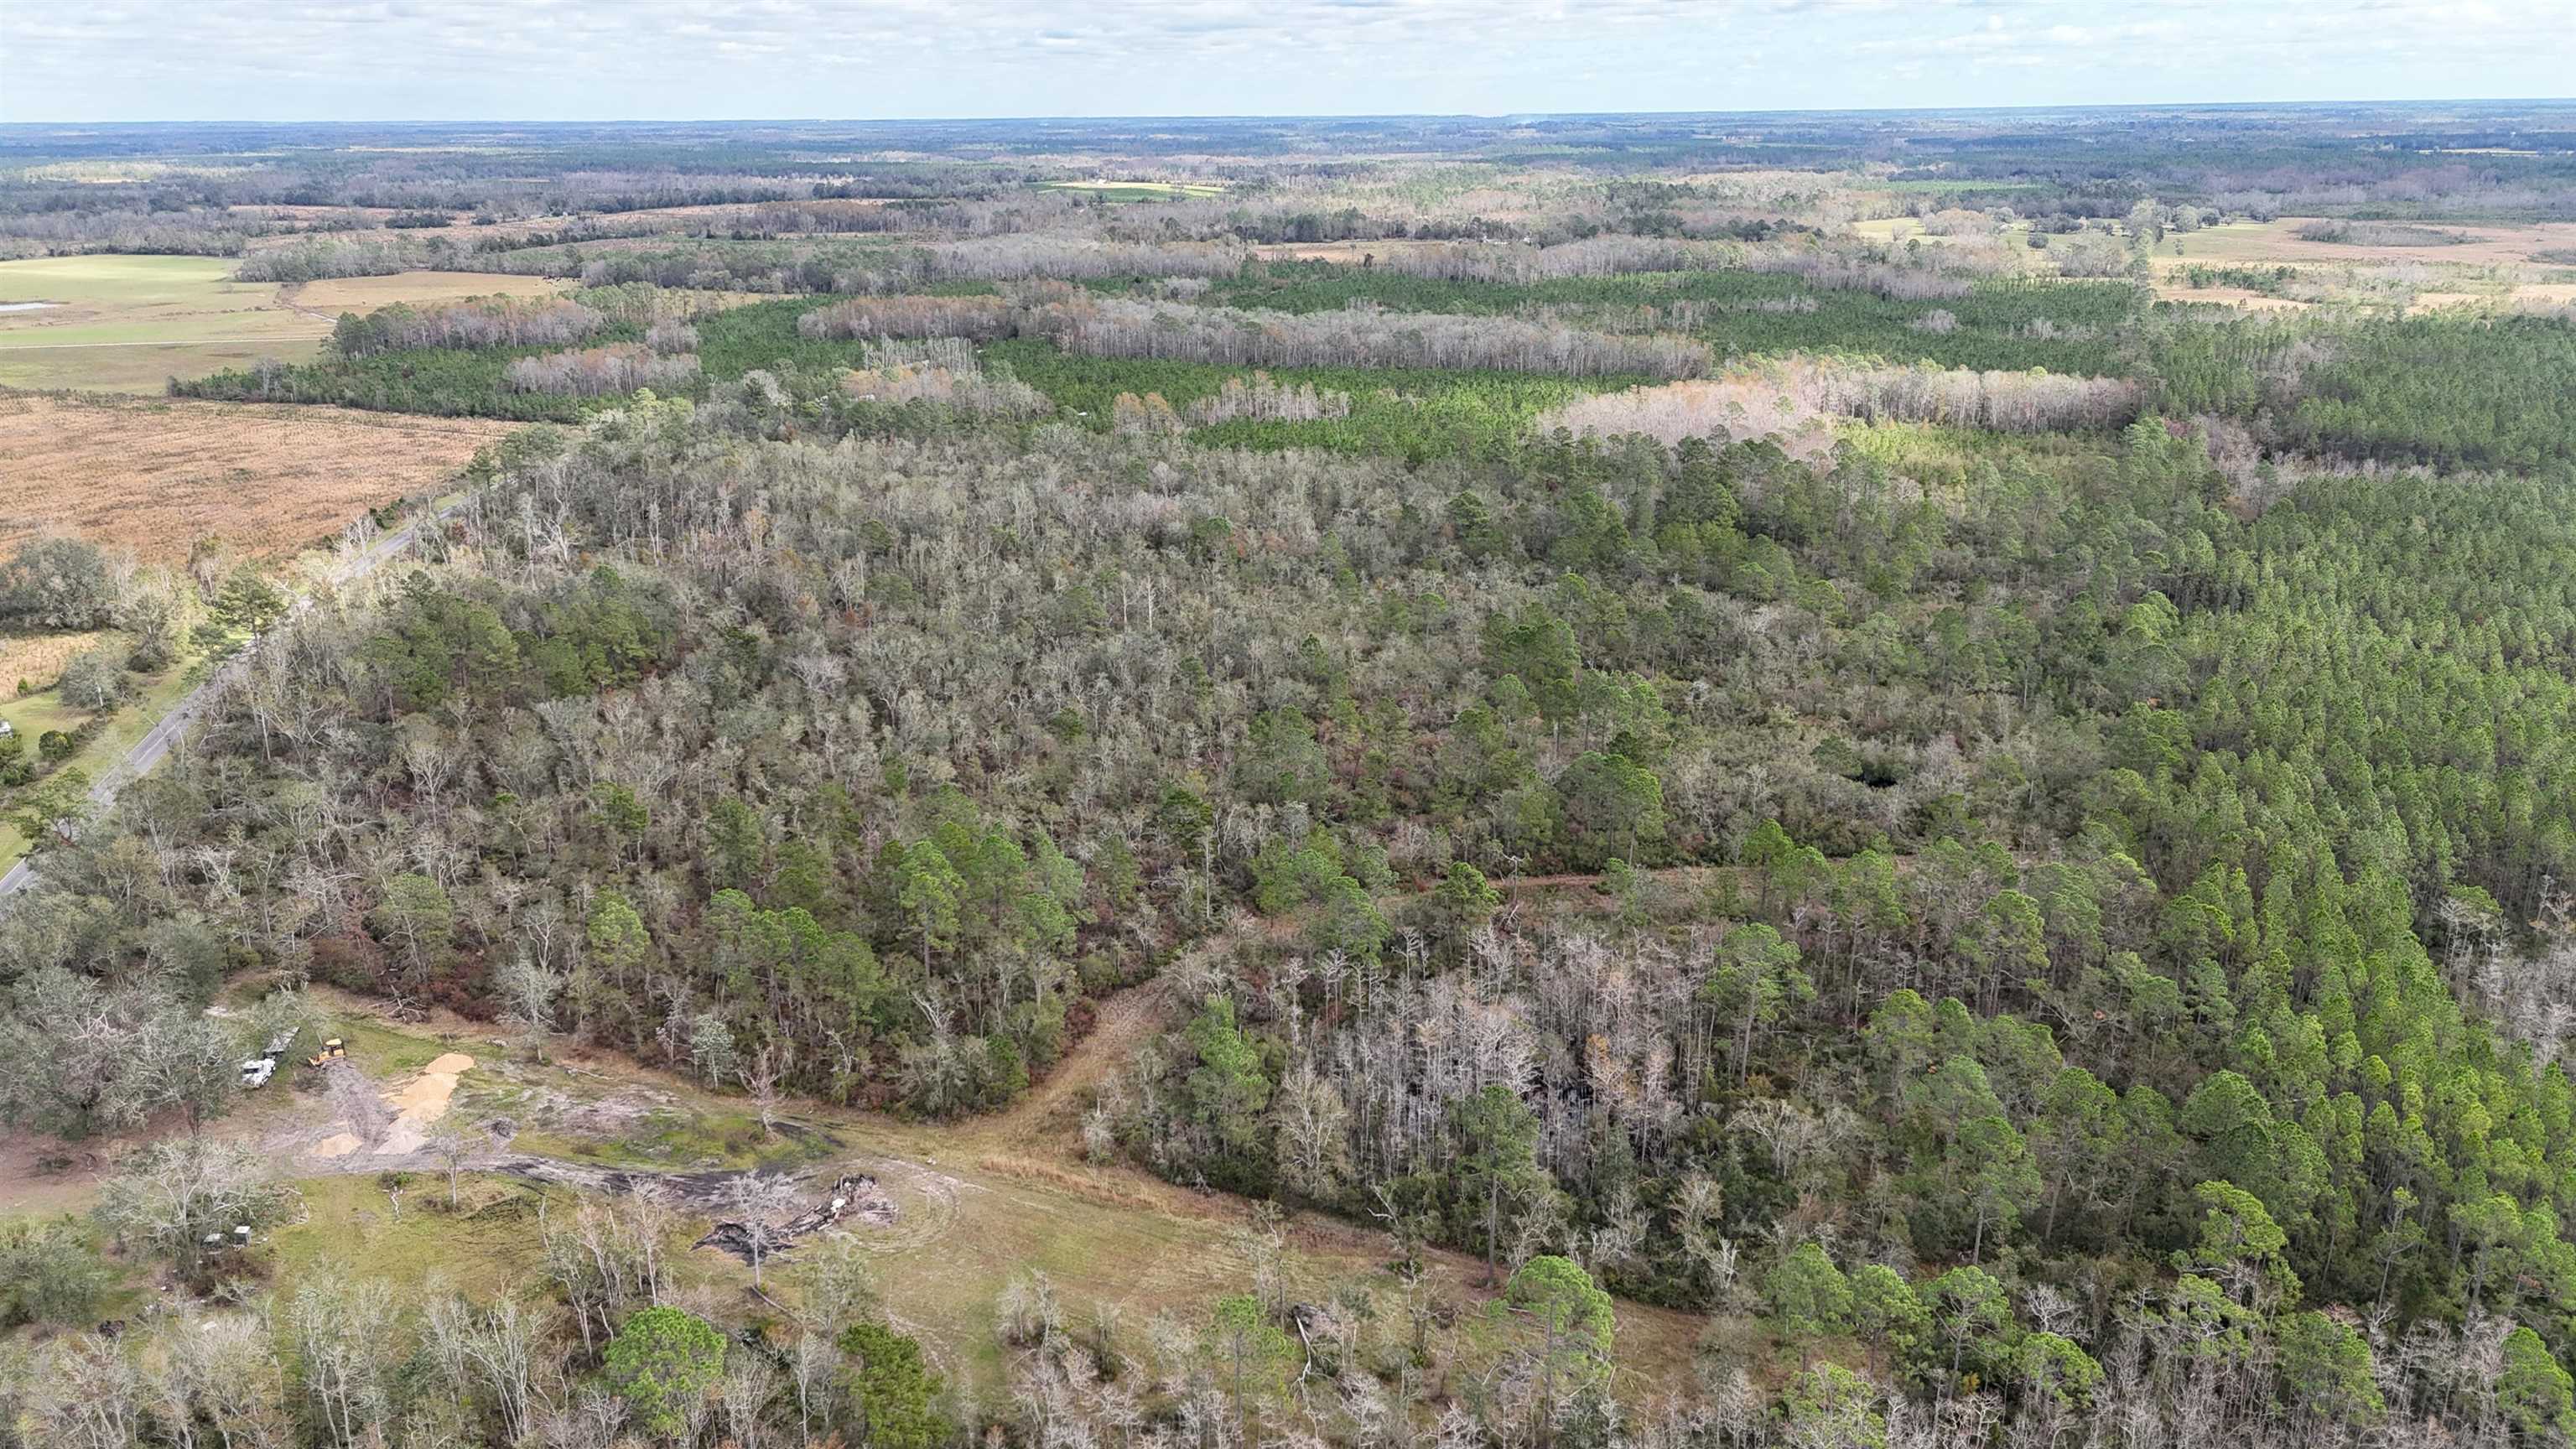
240,1028,298,1089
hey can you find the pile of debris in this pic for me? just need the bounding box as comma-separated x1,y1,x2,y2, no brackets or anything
695,1173,896,1264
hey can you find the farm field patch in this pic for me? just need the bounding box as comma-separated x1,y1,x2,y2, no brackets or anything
2157,216,2576,268
0,253,328,391
1042,179,1224,198
1847,216,1995,243
0,392,514,562
282,268,578,314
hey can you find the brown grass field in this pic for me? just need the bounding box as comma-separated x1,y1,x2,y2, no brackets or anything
0,393,517,562
0,630,115,694
2162,216,2576,268
2413,282,2576,310
2148,282,2315,310
282,269,575,314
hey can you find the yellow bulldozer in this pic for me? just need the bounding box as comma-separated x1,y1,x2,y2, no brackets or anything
304,1037,346,1068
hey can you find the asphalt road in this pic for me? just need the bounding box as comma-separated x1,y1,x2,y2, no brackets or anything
0,508,442,907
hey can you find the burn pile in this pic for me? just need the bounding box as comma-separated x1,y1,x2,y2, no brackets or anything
694,1173,896,1264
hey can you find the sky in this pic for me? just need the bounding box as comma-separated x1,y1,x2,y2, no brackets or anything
3,0,2573,124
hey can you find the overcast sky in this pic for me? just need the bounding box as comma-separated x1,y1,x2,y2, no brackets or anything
4,0,2572,124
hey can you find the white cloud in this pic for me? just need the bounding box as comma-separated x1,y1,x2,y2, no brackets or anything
0,0,2569,121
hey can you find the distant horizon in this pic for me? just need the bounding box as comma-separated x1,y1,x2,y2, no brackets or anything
7,0,2572,127
8,96,2576,133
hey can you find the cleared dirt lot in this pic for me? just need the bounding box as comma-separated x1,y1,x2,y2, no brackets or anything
0,393,517,562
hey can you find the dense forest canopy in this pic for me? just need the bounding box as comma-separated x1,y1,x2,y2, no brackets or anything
8,104,2576,1449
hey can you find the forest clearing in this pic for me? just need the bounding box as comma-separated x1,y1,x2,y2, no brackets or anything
0,957,1707,1403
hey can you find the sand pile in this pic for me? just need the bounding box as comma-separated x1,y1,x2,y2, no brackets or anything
377,1053,475,1155
302,1052,475,1161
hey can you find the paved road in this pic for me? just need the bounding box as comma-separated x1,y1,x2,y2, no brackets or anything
0,508,445,906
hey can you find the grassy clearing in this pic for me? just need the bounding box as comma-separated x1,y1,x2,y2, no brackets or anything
0,254,330,391
510,1103,837,1173
0,687,85,742
268,1172,570,1301
291,990,1707,1401
0,682,91,863
3,976,1714,1404
0,336,325,393
1848,216,1929,242
1838,418,2119,495
0,261,578,392
324,1010,472,1078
